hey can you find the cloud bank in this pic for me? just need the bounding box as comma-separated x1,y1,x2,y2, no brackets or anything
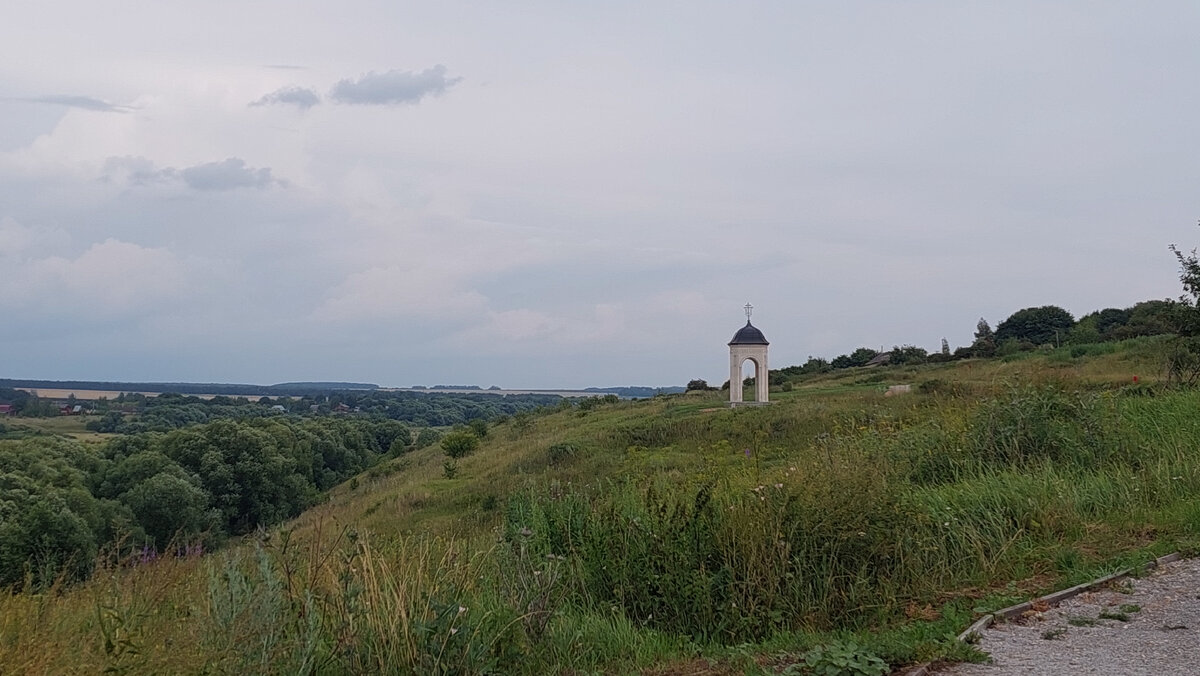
329,65,461,105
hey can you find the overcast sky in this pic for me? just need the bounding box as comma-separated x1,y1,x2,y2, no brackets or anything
2,2,1198,388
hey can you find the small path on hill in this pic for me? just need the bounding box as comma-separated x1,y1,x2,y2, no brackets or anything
935,558,1200,676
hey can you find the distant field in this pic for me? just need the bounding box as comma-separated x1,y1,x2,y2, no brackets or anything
24,388,230,400
7,415,110,442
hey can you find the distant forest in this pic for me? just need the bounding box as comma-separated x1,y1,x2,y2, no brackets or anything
0,387,566,430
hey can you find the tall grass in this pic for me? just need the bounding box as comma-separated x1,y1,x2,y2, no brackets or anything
503,386,1200,645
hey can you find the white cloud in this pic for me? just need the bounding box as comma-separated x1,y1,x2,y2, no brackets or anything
3,239,188,317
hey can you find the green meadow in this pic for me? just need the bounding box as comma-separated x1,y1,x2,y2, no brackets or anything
4,336,1200,674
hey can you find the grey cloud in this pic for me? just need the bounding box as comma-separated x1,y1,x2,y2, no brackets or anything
181,158,278,191
250,86,321,109
19,94,131,113
103,156,176,185
329,65,460,105
103,157,280,191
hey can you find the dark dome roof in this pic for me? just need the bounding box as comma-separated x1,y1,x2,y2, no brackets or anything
729,321,769,346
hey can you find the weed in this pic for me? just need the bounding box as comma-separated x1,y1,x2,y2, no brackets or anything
1067,616,1097,627
1041,627,1067,640
785,640,888,676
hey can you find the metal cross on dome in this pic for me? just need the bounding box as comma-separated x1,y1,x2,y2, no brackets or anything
744,302,753,321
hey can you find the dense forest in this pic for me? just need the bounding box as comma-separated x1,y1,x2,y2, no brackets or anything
0,416,413,588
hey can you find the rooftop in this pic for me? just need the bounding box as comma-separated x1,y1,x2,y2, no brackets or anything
729,321,769,346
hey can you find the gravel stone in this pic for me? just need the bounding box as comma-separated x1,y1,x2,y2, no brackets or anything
936,558,1200,676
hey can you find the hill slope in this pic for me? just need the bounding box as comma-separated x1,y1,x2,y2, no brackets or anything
3,336,1196,674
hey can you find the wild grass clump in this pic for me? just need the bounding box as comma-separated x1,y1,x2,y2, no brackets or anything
505,458,917,641
969,386,1121,467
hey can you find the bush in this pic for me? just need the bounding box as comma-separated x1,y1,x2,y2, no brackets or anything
468,419,489,439
441,430,480,459
414,428,442,449
547,443,578,466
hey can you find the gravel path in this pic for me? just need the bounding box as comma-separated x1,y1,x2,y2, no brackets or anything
935,558,1200,676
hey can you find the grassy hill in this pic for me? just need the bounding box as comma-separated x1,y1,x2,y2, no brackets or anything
4,336,1199,674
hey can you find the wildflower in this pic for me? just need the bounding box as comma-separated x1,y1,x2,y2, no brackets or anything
519,526,533,537
943,521,950,526
774,483,783,489
744,448,752,457
450,627,458,635
458,606,467,614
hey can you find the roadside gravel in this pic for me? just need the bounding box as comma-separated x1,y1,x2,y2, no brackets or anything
936,558,1200,676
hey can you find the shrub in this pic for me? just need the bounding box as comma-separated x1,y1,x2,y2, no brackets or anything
547,443,578,466
414,428,442,449
441,430,480,459
468,419,489,439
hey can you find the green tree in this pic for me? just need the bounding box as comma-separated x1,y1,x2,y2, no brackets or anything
831,348,878,369
970,318,997,357
1171,235,1200,336
995,306,1075,347
889,345,928,366
440,430,479,459
1120,299,1179,338
468,419,489,439
120,472,212,547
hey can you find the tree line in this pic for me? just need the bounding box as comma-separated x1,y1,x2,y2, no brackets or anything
763,298,1181,384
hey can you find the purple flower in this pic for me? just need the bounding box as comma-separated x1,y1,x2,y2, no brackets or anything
744,448,752,457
